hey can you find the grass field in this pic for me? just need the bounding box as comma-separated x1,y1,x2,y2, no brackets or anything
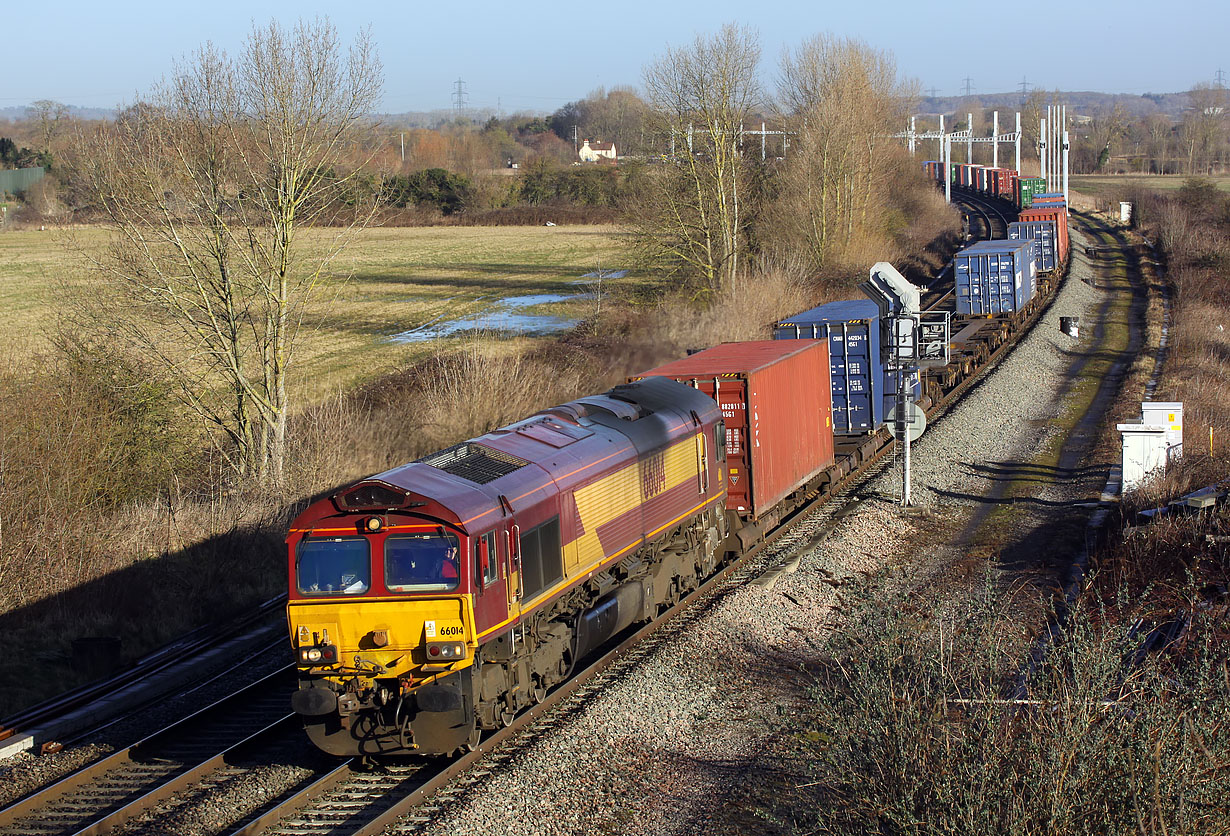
1070,173,1230,200
0,224,631,400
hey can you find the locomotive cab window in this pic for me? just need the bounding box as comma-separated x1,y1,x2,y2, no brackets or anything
715,421,727,462
297,537,370,595
475,531,499,588
385,533,461,593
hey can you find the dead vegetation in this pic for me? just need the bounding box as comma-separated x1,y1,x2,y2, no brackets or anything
754,573,1230,836
1125,179,1230,497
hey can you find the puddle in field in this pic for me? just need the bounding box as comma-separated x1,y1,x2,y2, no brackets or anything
389,279,612,344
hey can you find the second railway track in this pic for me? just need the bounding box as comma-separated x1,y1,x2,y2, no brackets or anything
0,668,303,836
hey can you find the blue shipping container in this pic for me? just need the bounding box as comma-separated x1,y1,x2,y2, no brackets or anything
774,299,918,434
953,240,1037,315
1031,192,1067,211
1008,220,1057,273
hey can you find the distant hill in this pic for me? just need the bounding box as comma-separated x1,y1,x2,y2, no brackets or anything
917,91,1194,120
0,104,116,121
0,104,535,128
0,91,1202,126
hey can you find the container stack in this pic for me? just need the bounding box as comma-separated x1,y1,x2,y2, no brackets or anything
773,299,918,435
953,239,1037,315
631,341,834,520
1014,177,1047,208
1031,192,1067,208
1018,204,1069,266
985,168,1014,198
1007,219,1059,273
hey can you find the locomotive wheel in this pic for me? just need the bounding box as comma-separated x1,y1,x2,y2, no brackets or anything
532,685,547,705
499,710,516,728
463,725,482,752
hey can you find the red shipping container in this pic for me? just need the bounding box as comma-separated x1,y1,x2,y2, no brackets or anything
1019,206,1069,264
990,168,1014,197
630,341,833,520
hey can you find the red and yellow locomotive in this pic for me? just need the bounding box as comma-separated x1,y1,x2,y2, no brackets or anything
286,377,727,756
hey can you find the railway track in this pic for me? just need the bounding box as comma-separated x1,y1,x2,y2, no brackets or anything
954,189,1014,240
0,667,301,836
0,597,288,757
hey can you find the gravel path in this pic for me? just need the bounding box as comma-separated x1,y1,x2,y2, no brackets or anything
395,226,1128,836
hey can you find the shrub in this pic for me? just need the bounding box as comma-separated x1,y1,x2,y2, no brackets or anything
769,576,1230,835
382,168,473,215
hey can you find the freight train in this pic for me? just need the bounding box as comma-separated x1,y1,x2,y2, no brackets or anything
285,165,1071,759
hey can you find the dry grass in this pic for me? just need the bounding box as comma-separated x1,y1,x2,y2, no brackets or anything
1071,174,1230,201
289,224,630,399
759,574,1230,836
1131,185,1230,494
0,224,629,402
0,227,107,357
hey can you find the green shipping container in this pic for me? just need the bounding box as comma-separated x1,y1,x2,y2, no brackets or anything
1014,177,1045,209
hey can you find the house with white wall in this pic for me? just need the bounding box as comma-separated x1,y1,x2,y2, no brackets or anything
578,140,617,163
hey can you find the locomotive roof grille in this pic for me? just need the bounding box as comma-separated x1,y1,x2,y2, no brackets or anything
419,443,530,485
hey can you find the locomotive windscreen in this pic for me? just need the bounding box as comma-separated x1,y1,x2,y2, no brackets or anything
385,533,461,592
297,537,370,595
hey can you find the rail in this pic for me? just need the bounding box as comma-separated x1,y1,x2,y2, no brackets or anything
0,667,297,835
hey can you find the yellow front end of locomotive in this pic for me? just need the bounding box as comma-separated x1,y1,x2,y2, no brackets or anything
288,596,476,687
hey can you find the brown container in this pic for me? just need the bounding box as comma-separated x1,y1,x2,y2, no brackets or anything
1019,206,1069,264
630,341,833,520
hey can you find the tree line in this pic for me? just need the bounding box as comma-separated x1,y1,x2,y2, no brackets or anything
937,85,1230,176
13,19,939,494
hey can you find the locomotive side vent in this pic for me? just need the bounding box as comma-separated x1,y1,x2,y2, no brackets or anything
420,443,530,485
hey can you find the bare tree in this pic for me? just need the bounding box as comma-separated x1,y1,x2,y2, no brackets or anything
1144,113,1172,174
633,24,761,293
28,99,69,155
1019,90,1049,176
1182,84,1228,174
76,19,382,487
772,35,913,270
1087,104,1129,171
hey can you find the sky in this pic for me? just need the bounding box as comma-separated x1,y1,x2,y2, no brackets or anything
4,0,1223,114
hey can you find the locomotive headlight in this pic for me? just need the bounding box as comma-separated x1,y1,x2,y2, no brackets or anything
298,644,338,666
365,516,383,532
425,641,467,661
